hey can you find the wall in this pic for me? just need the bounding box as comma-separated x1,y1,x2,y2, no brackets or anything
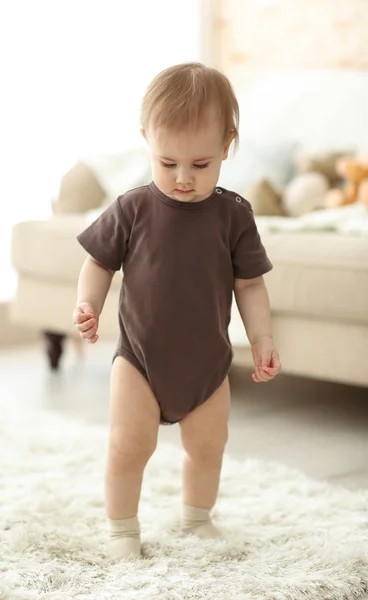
214,0,368,89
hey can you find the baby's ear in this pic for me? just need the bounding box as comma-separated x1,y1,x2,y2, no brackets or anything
223,134,234,160
140,128,147,140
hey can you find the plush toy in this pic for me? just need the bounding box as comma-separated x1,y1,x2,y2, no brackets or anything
357,178,368,206
281,149,349,217
295,149,351,187
282,172,329,217
324,156,368,209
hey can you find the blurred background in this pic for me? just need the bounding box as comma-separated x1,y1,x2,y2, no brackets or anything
1,0,368,487
1,0,367,299
0,0,201,300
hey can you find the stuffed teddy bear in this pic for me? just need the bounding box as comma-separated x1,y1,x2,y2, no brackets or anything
324,156,368,209
357,179,368,206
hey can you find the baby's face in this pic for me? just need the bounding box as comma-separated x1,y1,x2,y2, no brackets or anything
144,122,231,203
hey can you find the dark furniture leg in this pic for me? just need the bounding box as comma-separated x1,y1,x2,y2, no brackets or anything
43,331,65,370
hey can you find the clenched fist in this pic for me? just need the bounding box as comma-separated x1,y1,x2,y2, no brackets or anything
73,302,99,344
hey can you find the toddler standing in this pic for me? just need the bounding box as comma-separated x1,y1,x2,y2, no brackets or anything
73,62,281,559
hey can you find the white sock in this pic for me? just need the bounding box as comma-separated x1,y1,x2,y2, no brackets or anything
182,505,222,539
108,516,141,559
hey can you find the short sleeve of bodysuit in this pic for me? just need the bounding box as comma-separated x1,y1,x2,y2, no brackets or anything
231,197,272,279
77,197,130,271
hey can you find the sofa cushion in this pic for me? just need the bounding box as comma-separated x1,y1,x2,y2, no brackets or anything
54,148,152,214
12,218,368,324
264,232,368,325
11,216,122,290
55,162,106,214
246,179,284,216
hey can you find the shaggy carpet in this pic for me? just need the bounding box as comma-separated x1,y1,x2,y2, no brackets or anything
0,409,367,600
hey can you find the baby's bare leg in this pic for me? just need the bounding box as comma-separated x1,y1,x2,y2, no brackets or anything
105,357,160,557
179,377,230,538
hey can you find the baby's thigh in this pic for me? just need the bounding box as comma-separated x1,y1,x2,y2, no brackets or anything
109,357,160,457
180,378,231,456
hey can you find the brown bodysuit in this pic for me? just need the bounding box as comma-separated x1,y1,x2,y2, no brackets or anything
77,182,272,424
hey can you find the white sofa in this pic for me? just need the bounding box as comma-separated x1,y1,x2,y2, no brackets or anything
10,164,368,387
10,70,368,386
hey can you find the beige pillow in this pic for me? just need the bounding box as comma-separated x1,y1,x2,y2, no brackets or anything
54,162,106,214
245,179,284,216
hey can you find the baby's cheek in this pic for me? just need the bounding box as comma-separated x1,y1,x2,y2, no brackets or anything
204,168,220,190
155,167,171,190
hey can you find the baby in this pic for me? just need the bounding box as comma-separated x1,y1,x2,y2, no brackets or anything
73,62,281,560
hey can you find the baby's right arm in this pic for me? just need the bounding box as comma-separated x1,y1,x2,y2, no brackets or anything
73,255,114,344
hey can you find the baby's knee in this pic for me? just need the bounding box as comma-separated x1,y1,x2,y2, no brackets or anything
108,426,156,471
182,429,228,463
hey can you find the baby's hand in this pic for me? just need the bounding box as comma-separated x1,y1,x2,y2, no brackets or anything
73,302,99,344
251,336,281,383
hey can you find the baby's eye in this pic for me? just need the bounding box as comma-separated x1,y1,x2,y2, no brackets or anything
161,162,176,168
194,163,209,169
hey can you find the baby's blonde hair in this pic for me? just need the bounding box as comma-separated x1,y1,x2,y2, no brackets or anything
141,62,239,149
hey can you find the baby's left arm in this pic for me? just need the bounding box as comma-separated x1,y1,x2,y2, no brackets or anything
234,276,281,383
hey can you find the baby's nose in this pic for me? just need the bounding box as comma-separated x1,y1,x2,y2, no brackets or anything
176,168,193,184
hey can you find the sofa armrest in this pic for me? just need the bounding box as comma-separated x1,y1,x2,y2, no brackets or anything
53,161,106,214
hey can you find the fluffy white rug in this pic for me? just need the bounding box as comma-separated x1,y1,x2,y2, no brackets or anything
1,409,367,600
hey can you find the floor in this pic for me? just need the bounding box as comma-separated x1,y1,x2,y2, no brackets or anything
2,339,368,491
2,340,368,599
